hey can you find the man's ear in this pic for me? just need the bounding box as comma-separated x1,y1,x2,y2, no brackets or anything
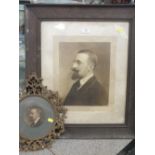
88,62,95,71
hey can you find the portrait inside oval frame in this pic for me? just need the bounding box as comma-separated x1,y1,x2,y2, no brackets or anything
20,95,57,140
19,73,65,151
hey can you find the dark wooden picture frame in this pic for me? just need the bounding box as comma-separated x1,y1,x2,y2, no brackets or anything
25,4,135,139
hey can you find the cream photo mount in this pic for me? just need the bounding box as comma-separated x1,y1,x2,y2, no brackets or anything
41,33,128,124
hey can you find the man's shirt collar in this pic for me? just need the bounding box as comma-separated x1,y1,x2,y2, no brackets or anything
78,73,94,89
34,117,40,125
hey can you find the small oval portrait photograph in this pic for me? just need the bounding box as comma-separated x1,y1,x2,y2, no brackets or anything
26,106,44,128
19,96,57,140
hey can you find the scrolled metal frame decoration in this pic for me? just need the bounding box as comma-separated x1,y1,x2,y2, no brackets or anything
19,73,66,151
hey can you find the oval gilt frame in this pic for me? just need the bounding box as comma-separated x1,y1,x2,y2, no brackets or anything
19,73,66,151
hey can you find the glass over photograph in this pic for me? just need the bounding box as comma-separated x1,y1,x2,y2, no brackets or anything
41,21,129,124
19,96,56,140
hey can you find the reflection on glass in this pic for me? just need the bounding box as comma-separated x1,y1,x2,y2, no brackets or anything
19,4,25,92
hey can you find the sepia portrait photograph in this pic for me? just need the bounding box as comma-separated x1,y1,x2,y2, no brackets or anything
41,21,129,124
19,96,56,140
60,43,110,106
25,106,44,128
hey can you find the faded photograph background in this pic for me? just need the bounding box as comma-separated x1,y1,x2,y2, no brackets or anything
59,42,110,103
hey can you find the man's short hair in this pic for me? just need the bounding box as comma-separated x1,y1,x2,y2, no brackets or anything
29,106,42,116
78,49,98,69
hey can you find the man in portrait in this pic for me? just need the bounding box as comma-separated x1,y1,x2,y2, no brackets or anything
64,49,106,106
28,106,43,127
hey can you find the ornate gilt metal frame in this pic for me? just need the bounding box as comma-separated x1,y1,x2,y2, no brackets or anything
19,73,66,151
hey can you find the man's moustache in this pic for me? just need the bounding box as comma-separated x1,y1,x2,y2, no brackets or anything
72,69,79,73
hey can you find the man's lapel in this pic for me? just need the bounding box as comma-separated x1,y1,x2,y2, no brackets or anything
77,76,96,92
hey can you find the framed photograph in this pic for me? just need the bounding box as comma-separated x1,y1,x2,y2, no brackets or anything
25,4,135,138
20,96,57,139
19,73,65,151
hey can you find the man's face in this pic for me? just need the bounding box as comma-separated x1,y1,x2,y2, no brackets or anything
29,108,40,122
71,53,91,80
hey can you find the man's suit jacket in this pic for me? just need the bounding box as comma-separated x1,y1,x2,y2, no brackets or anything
30,119,42,128
64,76,107,106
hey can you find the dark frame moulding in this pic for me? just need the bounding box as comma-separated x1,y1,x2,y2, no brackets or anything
25,4,135,139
